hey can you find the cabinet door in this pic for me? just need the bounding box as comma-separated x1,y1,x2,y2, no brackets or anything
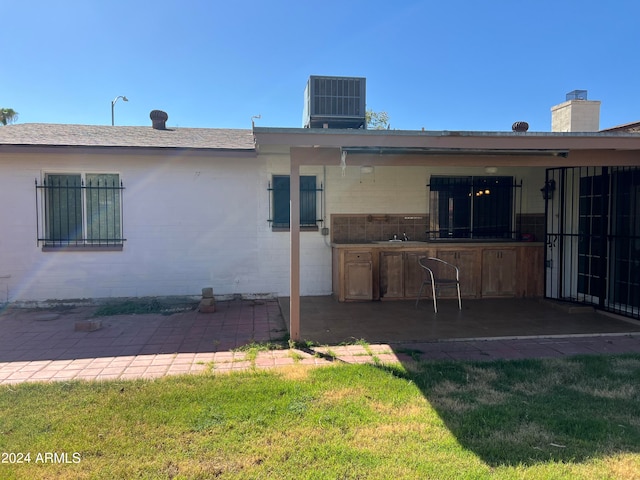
481,249,516,296
436,249,479,298
345,261,373,300
380,251,404,299
404,251,430,298
516,246,544,297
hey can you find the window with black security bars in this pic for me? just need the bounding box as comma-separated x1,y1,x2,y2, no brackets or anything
268,175,323,230
35,173,125,247
427,176,521,240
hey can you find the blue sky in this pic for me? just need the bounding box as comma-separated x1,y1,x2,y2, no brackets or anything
2,1,639,132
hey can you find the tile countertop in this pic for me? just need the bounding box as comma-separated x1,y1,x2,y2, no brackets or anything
331,240,545,248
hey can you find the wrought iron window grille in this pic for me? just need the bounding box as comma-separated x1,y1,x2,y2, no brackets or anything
426,176,523,240
267,176,324,230
35,175,126,247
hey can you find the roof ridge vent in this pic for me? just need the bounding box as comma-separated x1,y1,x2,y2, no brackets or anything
150,110,168,130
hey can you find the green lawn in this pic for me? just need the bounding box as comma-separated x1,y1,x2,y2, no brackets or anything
1,354,639,479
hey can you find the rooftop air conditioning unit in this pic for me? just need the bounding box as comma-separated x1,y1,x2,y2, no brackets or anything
303,75,366,129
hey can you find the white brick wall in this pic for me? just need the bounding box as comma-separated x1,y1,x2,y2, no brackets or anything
551,100,601,132
0,151,268,303
259,155,332,296
0,149,547,303
325,165,546,218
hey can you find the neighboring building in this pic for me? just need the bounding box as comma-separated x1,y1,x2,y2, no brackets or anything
1,84,640,339
601,121,640,134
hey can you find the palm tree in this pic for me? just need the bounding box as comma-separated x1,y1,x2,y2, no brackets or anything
0,108,19,125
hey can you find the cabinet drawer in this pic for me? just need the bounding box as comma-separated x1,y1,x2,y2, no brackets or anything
345,252,372,263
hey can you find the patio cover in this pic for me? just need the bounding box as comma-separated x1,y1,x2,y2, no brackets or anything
253,127,640,340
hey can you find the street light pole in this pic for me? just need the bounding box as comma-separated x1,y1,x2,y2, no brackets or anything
111,95,128,126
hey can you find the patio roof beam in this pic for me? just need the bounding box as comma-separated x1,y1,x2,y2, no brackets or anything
255,127,640,152
290,147,640,168
340,146,570,157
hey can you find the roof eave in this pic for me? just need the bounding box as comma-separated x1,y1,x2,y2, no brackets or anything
252,127,640,151
0,144,257,157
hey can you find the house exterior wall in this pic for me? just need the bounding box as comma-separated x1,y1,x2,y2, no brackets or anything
0,150,269,304
324,165,546,216
262,155,547,297
0,147,550,304
261,154,332,297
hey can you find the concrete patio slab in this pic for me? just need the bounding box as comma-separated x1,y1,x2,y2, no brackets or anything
279,296,640,344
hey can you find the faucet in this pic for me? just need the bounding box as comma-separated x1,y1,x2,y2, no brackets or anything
402,232,409,241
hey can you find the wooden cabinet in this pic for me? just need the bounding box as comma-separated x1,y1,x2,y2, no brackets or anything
516,245,544,297
436,249,480,298
481,248,516,296
404,251,430,297
333,250,373,301
379,250,429,299
380,251,404,299
344,251,373,300
345,261,373,300
333,243,543,302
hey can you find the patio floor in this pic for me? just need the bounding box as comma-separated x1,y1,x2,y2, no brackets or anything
0,299,287,364
279,296,640,344
2,297,640,385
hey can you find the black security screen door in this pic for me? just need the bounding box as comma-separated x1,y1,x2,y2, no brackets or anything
609,168,640,311
545,166,640,320
577,174,607,301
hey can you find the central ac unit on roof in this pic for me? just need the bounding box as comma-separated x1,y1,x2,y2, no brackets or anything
303,76,366,129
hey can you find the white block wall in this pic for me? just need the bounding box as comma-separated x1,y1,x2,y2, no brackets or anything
325,165,546,216
0,149,548,303
0,150,268,303
259,155,333,297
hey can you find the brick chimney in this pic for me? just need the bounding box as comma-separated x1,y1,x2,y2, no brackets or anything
551,90,600,132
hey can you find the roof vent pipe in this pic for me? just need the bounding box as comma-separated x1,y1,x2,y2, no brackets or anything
150,110,168,130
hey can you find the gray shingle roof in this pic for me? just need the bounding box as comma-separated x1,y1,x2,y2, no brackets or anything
0,123,255,151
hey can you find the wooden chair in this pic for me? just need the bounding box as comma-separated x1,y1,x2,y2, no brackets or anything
415,257,462,313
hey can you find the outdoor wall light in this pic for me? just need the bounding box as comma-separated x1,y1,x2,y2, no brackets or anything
541,179,556,200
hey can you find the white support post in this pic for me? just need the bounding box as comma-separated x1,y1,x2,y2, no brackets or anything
289,155,301,342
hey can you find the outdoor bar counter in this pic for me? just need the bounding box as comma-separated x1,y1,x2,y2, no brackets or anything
331,241,545,302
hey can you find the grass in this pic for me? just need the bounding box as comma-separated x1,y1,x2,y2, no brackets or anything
1,354,640,479
92,298,198,317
